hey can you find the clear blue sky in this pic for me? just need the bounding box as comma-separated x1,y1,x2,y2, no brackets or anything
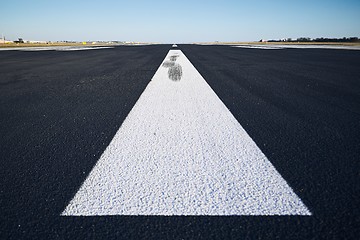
1,0,359,43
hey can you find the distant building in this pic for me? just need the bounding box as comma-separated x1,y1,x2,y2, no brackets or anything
14,38,24,43
0,36,13,44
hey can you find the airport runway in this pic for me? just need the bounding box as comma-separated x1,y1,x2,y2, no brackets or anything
1,44,359,239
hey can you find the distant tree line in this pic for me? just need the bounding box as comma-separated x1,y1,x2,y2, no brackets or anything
265,37,359,43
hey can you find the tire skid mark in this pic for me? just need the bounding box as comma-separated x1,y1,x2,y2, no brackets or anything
162,52,183,81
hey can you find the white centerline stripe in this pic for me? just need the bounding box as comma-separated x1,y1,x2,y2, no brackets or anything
62,50,311,216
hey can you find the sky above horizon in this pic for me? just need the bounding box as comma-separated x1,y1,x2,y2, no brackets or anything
1,0,359,43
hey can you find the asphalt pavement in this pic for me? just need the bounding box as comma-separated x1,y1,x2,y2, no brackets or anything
1,44,359,239
181,44,360,239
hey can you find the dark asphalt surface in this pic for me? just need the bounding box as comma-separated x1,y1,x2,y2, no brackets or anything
1,45,359,239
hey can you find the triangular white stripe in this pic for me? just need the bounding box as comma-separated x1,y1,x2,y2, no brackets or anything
62,50,311,216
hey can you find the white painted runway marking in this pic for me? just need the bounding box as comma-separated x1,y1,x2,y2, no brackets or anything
233,44,360,50
0,46,113,51
57,47,114,51
233,45,285,50
62,50,311,216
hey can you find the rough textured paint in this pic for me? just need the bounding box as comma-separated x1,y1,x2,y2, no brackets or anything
62,50,311,216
